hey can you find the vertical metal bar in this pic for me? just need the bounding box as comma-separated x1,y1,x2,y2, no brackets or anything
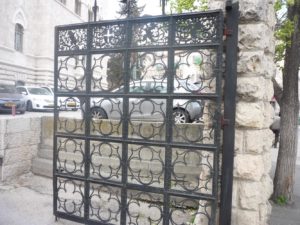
120,19,132,225
84,23,93,222
212,11,224,225
162,0,166,15
219,2,239,225
163,15,174,225
53,26,59,218
93,0,98,22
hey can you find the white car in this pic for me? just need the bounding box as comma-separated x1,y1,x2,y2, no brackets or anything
41,86,80,111
16,86,54,111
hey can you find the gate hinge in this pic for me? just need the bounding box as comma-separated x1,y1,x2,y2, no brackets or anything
223,27,233,36
221,116,230,128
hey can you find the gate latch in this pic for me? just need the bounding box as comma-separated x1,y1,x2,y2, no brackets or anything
221,116,230,128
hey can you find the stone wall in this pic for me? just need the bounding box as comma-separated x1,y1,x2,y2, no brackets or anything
208,0,276,225
0,116,41,181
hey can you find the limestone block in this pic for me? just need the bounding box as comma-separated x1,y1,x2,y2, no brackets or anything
2,160,31,181
239,0,273,23
232,180,239,208
237,77,265,101
238,176,272,211
41,116,54,140
208,0,225,10
234,129,244,154
237,51,272,77
5,131,40,148
259,202,272,225
238,23,274,52
6,118,31,133
235,209,259,225
234,154,264,181
245,129,273,154
263,151,272,174
239,181,261,210
236,102,265,128
3,145,38,166
0,119,7,134
264,78,274,101
263,102,274,128
30,117,42,131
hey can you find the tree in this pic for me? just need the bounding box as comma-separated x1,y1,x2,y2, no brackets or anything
118,0,144,18
273,0,300,204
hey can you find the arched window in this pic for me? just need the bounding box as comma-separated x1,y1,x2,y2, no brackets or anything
15,23,23,52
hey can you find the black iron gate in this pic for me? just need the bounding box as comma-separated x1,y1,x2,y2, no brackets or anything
53,4,238,225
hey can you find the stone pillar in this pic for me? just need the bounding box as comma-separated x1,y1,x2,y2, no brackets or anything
208,0,276,225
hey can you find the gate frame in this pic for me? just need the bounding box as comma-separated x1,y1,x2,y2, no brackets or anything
53,2,239,224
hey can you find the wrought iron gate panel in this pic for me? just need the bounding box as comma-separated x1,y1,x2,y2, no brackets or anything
54,10,224,225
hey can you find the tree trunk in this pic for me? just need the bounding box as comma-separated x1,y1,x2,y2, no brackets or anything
273,1,300,203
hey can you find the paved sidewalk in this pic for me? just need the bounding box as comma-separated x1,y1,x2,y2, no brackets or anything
0,142,299,225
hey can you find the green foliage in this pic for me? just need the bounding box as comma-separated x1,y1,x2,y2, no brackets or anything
170,0,208,13
275,19,295,62
275,195,288,205
274,0,295,62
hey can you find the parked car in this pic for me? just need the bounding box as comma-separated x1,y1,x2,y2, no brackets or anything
41,86,79,111
86,80,204,123
16,86,54,111
0,84,26,114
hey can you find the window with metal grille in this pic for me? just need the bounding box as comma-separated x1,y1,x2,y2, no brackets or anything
75,0,81,16
15,23,23,52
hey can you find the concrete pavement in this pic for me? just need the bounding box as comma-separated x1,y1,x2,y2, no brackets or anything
0,128,299,224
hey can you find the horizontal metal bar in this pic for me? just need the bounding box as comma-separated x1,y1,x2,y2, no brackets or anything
55,9,222,29
55,133,218,151
55,92,219,99
55,212,85,224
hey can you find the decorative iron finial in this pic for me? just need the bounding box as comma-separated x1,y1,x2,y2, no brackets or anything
92,0,99,21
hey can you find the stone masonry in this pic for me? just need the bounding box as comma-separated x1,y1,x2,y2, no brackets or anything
0,116,41,181
208,0,276,225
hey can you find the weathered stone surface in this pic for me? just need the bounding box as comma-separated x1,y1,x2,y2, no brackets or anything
234,129,244,154
239,23,274,52
259,202,272,225
207,0,225,10
239,181,261,210
237,77,265,101
236,209,259,225
236,102,265,128
245,129,273,154
234,154,264,181
4,131,40,149
237,51,272,77
239,176,272,210
264,78,274,101
3,145,38,165
6,118,31,133
2,160,32,181
239,0,271,22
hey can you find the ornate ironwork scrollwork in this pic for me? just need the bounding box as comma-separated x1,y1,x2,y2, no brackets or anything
58,56,86,92
132,21,169,46
89,184,121,224
57,178,85,216
57,138,85,176
171,149,213,194
127,191,163,225
92,24,126,49
58,28,87,51
90,141,122,181
128,145,165,187
175,15,219,45
128,98,166,141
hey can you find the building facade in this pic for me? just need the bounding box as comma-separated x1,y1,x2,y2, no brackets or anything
0,0,97,87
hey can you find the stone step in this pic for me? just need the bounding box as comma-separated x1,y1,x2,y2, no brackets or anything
31,158,53,178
